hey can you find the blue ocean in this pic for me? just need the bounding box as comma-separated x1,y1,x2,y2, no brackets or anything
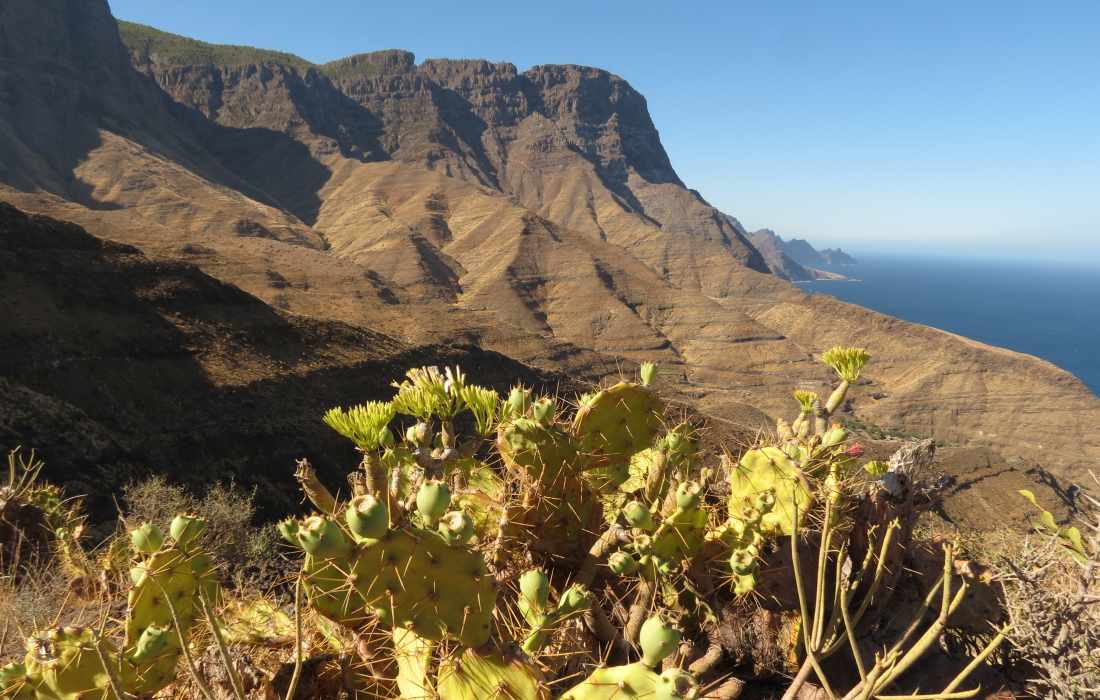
800,254,1100,396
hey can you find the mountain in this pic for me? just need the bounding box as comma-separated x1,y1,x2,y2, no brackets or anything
0,202,566,517
777,235,858,267
1,0,1098,524
746,229,848,281
820,247,857,265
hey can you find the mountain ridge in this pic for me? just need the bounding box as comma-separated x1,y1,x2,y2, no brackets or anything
2,0,1098,522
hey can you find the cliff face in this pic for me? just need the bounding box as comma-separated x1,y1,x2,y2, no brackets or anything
2,2,1099,519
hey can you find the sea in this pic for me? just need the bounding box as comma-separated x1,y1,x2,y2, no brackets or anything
799,253,1100,397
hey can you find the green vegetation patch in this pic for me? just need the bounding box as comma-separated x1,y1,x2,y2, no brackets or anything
117,21,314,70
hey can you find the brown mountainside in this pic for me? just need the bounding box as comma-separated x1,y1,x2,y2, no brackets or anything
0,1,1097,526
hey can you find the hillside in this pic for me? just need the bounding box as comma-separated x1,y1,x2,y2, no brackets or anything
1,0,1098,526
0,202,566,517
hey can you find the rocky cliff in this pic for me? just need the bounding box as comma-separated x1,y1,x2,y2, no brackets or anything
747,229,848,281
1,1,1098,525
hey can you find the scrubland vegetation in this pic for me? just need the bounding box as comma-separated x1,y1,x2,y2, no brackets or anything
0,350,1095,699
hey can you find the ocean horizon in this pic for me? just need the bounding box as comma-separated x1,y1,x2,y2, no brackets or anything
800,252,1100,397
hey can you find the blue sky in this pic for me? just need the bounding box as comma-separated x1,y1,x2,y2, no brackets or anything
108,0,1099,259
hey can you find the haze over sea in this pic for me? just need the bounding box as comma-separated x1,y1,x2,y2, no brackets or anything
801,253,1100,396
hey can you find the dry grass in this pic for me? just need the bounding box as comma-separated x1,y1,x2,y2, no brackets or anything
994,477,1100,699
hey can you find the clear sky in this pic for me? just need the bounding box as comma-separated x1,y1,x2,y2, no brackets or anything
108,0,1099,259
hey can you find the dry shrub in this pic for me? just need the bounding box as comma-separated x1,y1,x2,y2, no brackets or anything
122,476,294,590
997,482,1100,698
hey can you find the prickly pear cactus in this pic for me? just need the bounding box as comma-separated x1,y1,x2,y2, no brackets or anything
0,448,85,575
288,485,496,648
436,648,548,700
0,516,218,700
572,381,664,490
559,616,694,699
497,417,602,558
516,569,592,654
726,447,811,537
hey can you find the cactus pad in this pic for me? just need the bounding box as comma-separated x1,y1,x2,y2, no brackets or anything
727,447,812,536
572,382,664,490
301,522,495,648
437,649,548,700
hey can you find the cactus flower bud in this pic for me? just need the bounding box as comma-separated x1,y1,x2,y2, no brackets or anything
639,361,658,387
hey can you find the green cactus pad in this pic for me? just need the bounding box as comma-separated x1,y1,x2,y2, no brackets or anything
437,649,548,700
572,382,664,489
302,527,495,647
498,418,601,558
25,627,112,699
558,661,665,700
728,447,812,536
498,418,580,485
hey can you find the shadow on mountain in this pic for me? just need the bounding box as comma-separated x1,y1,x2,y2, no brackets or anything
0,202,562,519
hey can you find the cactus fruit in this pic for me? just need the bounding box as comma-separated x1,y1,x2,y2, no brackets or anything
623,500,656,531
639,361,659,387
726,447,812,537
437,510,475,546
346,494,389,541
609,551,641,575
503,385,533,420
415,480,451,526
295,515,352,558
559,616,693,699
639,616,682,668
168,513,205,548
655,669,701,700
531,397,557,426
518,570,593,654
130,522,165,554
